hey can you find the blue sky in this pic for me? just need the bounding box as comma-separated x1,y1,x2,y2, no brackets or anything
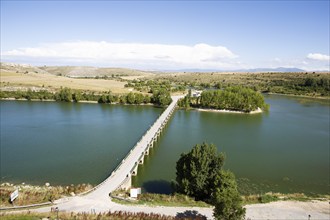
1,0,329,71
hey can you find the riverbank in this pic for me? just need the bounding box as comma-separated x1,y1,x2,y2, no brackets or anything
0,97,155,106
1,199,329,220
196,107,262,114
2,182,328,209
0,183,93,207
266,92,330,100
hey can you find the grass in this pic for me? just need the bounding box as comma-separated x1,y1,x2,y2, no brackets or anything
0,214,41,220
39,66,153,78
241,192,330,205
147,71,330,98
0,71,130,93
110,190,211,207
0,183,93,207
0,211,179,220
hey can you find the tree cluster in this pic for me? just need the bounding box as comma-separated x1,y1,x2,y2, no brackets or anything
177,89,191,109
1,87,172,107
151,89,172,106
199,86,268,112
98,92,151,105
175,143,245,220
125,79,186,93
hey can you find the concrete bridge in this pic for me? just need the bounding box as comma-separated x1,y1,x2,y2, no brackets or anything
83,95,184,201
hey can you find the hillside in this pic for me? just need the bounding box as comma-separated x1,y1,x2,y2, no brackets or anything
1,62,329,97
0,63,145,94
39,66,154,78
0,62,154,78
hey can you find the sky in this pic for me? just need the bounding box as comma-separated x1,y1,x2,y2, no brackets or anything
1,0,329,71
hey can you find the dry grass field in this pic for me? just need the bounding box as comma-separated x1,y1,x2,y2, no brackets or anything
0,62,155,94
0,71,130,94
0,71,135,93
39,66,154,78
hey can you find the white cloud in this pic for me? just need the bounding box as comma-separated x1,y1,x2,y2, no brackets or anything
307,53,330,61
1,41,239,69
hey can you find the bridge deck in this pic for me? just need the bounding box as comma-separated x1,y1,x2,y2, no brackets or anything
84,95,183,200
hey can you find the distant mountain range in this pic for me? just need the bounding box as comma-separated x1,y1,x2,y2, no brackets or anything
165,67,306,73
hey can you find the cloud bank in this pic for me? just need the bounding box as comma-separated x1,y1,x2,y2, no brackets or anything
307,53,330,61
1,41,240,69
2,41,329,71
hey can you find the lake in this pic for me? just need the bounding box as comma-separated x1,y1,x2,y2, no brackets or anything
0,101,163,185
132,95,330,195
1,95,329,195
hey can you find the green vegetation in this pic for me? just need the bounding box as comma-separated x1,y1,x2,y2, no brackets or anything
111,190,210,207
54,87,72,102
125,79,185,93
200,86,268,112
0,88,91,102
0,89,54,101
0,183,93,207
97,91,150,105
241,192,330,205
177,89,192,109
178,86,269,112
151,89,172,106
175,142,245,220
0,87,172,106
152,72,330,98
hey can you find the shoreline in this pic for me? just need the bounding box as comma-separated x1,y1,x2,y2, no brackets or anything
196,107,263,114
1,182,329,219
0,98,155,106
265,92,330,100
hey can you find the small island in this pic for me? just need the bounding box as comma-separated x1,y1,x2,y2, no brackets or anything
178,86,269,113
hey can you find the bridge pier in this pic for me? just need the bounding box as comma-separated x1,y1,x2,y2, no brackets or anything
145,148,149,155
119,175,132,190
131,165,138,176
139,156,144,164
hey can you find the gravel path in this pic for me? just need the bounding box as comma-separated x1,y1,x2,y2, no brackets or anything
24,197,328,220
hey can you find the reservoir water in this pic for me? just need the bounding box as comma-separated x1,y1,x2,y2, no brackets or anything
132,95,330,195
1,95,329,195
0,101,163,185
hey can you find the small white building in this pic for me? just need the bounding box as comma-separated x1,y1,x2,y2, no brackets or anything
130,187,141,198
192,90,202,97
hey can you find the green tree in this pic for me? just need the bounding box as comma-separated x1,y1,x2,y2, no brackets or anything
304,77,317,87
200,86,268,112
151,89,172,106
175,143,245,220
127,92,136,104
25,88,33,101
144,95,151,104
175,143,225,201
72,90,82,102
119,95,127,104
212,170,246,220
98,94,108,103
55,87,72,102
134,93,144,104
